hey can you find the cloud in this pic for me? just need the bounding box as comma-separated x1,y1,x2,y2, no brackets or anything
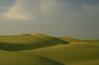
41,0,49,14
2,0,34,21
77,0,99,14
81,3,99,13
0,26,6,32
40,0,65,15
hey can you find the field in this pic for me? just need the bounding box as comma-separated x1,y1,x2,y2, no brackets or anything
0,33,99,65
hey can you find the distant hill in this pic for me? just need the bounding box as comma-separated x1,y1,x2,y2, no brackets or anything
59,36,80,42
0,33,68,51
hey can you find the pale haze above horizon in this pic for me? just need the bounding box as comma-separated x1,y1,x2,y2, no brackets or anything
0,0,99,39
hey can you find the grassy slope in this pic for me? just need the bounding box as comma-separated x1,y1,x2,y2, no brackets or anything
0,51,63,65
0,34,99,65
0,33,68,51
0,33,65,44
32,43,99,65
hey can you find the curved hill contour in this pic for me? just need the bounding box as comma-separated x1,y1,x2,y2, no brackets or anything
0,33,68,51
0,51,63,65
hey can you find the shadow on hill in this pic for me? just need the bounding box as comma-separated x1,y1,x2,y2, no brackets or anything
32,54,64,65
0,37,68,51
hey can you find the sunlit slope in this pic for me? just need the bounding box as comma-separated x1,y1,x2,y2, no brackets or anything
59,36,99,45
81,40,99,43
0,33,68,51
32,43,99,65
59,36,80,42
0,51,63,65
0,33,66,44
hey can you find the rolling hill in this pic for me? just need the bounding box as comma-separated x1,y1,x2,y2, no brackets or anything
0,51,63,65
0,33,99,65
59,36,81,42
0,33,68,51
32,42,99,65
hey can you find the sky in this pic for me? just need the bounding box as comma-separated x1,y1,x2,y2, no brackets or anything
0,0,99,39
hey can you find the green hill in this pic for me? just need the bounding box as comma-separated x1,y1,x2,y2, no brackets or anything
0,51,63,65
0,33,99,65
0,33,68,51
32,43,99,65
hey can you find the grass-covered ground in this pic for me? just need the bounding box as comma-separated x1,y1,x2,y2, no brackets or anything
32,43,99,65
0,33,99,65
0,33,67,51
0,51,63,65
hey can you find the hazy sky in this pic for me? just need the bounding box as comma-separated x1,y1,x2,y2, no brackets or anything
0,0,99,39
